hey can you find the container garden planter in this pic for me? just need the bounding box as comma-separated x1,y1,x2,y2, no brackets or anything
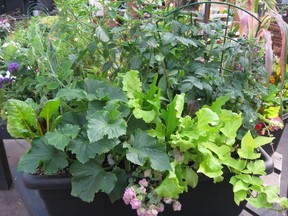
1,1,288,215
21,147,274,216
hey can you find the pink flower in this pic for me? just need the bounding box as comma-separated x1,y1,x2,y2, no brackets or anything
173,201,182,211
140,186,146,194
145,208,158,216
123,187,136,205
163,198,173,204
137,207,146,216
139,178,148,187
144,169,151,177
130,198,142,209
156,203,164,212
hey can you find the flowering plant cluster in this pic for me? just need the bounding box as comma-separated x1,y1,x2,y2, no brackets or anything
1,0,288,215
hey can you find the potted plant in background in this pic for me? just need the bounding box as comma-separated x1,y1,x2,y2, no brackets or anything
1,0,288,215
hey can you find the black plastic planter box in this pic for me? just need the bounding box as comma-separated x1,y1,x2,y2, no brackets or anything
20,148,274,216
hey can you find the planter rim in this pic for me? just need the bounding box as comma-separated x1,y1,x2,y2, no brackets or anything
23,173,71,190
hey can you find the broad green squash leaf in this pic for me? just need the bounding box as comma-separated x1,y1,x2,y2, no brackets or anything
46,124,80,151
17,137,68,174
108,168,129,203
254,136,275,148
95,25,110,42
84,79,127,102
162,94,185,136
87,111,126,142
39,98,60,124
155,175,184,199
70,159,117,202
238,131,261,160
69,138,120,164
6,99,38,138
125,129,171,171
56,88,87,101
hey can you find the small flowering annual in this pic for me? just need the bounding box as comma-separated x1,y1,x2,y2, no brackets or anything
7,62,19,73
123,174,182,216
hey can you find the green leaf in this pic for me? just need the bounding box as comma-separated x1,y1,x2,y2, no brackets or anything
247,160,266,175
175,36,197,47
254,136,275,148
220,112,242,139
155,175,184,199
47,81,60,90
198,156,223,178
108,168,129,203
201,142,231,159
17,137,68,174
56,88,87,101
84,79,127,102
130,55,142,70
207,94,231,113
69,138,120,164
247,193,272,209
222,157,246,172
6,99,38,138
87,42,97,55
125,129,171,171
102,61,113,72
183,167,198,188
87,111,126,142
196,108,220,129
233,179,249,192
122,70,142,98
133,108,157,123
238,131,261,160
162,94,185,136
70,159,117,202
95,25,110,43
234,190,248,205
46,124,80,151
39,98,60,125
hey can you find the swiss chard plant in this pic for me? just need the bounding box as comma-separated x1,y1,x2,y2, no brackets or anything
5,70,288,215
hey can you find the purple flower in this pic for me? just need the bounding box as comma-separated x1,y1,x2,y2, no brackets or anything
8,62,19,73
3,77,11,83
123,187,136,205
